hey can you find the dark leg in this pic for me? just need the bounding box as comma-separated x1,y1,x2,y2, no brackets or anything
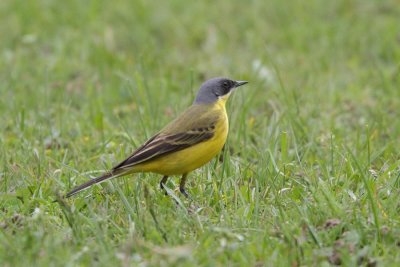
160,175,169,195
179,173,190,198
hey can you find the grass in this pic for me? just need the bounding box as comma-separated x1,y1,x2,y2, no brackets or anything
1,0,400,265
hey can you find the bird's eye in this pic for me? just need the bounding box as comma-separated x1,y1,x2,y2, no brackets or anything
214,80,232,96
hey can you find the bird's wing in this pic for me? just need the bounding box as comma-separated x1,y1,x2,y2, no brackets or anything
112,104,220,171
112,127,215,171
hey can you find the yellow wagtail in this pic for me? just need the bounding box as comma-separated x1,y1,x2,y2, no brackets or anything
66,77,248,198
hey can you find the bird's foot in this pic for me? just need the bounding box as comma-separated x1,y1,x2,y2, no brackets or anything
160,176,169,196
179,186,192,200
160,185,169,196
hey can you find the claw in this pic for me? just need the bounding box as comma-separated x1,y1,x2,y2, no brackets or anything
179,187,190,198
160,175,169,195
179,173,191,199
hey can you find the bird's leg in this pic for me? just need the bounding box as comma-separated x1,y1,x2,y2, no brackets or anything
179,173,190,199
160,175,169,195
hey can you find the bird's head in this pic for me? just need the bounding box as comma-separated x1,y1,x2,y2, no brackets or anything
194,77,248,105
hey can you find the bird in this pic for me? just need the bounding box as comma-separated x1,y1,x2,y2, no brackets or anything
66,77,248,198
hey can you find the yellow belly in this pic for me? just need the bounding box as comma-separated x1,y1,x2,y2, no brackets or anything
134,102,228,175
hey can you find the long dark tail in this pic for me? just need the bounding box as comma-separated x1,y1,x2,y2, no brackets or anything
66,172,116,198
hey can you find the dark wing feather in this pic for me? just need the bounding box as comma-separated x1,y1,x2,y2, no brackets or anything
112,129,214,171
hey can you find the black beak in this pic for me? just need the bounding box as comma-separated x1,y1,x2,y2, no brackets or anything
234,80,248,87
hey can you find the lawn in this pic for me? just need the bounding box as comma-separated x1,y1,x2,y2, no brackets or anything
1,0,400,266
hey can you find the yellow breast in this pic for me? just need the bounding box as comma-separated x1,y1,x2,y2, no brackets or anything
136,98,229,176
